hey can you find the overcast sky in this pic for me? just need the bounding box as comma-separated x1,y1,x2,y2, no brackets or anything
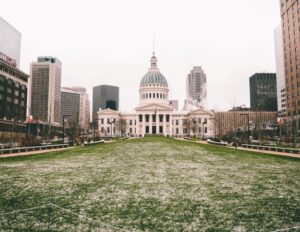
2,0,280,112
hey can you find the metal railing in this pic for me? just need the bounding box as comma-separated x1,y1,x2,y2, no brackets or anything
0,144,69,155
241,144,300,154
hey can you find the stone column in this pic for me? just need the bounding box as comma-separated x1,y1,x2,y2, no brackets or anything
163,114,166,136
169,114,173,136
136,115,139,136
149,113,152,134
142,114,145,136
156,112,159,134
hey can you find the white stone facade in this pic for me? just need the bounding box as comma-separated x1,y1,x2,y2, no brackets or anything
97,53,214,138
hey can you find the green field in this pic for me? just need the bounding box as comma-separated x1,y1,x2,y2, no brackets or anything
0,137,299,231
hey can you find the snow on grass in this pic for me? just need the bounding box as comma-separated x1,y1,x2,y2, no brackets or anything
0,137,299,231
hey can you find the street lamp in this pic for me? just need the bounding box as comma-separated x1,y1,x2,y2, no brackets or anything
10,118,15,148
202,119,207,140
240,113,250,144
62,114,71,144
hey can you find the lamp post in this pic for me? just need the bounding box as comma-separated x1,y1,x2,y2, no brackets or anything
62,114,71,144
202,120,207,140
240,113,250,144
10,118,15,148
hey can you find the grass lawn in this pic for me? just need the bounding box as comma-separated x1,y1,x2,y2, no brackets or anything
0,137,299,231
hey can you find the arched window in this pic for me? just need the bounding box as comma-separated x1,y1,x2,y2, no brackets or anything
153,93,156,98
146,93,148,98
149,93,152,98
157,93,159,98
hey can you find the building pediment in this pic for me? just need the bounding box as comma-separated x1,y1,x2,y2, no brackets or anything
135,103,173,112
98,108,120,115
188,109,214,116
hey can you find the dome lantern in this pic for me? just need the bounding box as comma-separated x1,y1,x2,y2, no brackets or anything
140,52,168,87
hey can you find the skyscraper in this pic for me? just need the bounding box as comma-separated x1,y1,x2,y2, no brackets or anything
184,66,207,110
61,86,90,129
0,53,29,121
274,25,286,116
280,0,300,118
0,17,21,68
92,85,119,120
29,57,62,125
0,17,28,137
60,87,80,124
249,73,277,111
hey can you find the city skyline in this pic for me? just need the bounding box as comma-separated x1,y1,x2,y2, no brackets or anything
1,0,280,111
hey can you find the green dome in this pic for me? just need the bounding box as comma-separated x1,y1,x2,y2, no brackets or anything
140,71,168,87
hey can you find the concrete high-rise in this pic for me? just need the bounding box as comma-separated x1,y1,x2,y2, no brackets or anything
280,0,300,118
274,25,286,116
249,73,277,111
0,53,29,121
29,57,62,125
61,87,80,124
184,66,207,110
93,85,119,120
0,17,21,68
61,86,90,129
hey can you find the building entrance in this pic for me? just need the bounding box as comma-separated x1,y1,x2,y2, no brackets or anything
152,126,156,134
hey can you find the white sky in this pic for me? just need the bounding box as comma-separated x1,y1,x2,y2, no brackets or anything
1,0,280,112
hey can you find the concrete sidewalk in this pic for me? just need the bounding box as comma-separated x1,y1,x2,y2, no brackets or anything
0,147,75,158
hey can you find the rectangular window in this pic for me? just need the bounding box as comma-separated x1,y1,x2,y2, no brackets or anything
159,115,163,122
139,115,143,122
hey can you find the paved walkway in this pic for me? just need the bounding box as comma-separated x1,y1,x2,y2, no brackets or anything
0,140,116,159
175,138,300,159
0,147,75,158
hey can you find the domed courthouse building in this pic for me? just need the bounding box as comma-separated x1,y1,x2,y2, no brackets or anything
97,53,215,138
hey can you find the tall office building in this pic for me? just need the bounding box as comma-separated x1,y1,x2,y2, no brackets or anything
60,87,80,124
0,53,29,121
274,25,286,116
29,57,62,125
249,73,277,111
0,17,21,68
184,66,207,110
93,85,119,120
61,86,90,129
0,17,28,137
280,0,300,118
